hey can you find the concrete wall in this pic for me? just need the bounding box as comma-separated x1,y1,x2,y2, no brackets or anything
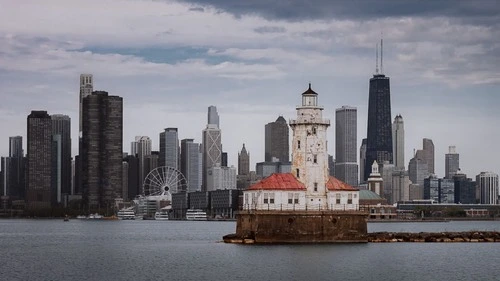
236,210,367,243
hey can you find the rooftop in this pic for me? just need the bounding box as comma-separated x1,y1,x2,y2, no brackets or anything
247,173,306,191
326,176,358,191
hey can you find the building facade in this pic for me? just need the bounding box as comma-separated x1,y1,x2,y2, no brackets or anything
415,138,435,175
26,111,53,209
264,116,289,163
477,172,499,205
408,156,429,188
392,115,405,170
181,139,202,193
367,161,383,196
202,124,222,192
206,165,237,191
51,115,71,198
359,138,367,184
424,176,455,203
81,91,123,209
159,128,179,170
445,146,460,179
238,144,250,176
391,170,410,204
335,106,358,186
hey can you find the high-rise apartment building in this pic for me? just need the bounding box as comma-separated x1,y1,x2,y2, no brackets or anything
445,146,460,179
335,106,358,186
408,155,429,188
131,136,152,185
453,171,476,204
415,138,434,174
265,116,289,163
181,139,202,192
81,91,123,209
365,39,393,182
2,136,25,199
238,144,250,176
51,115,71,197
26,111,53,209
159,128,179,170
392,115,405,170
206,165,237,191
477,172,499,205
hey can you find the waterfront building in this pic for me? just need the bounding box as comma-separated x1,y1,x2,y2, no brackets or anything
202,107,222,191
81,91,123,209
238,144,250,176
423,176,455,203
367,161,383,196
51,115,71,198
181,139,202,192
264,116,289,163
206,165,237,191
359,138,367,184
477,172,499,205
392,115,405,170
26,111,53,209
445,146,460,179
453,170,476,204
159,128,179,170
335,106,358,186
364,58,393,181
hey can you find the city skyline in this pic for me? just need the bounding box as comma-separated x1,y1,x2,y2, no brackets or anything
0,0,499,179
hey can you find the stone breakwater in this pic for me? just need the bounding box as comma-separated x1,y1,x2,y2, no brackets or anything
368,231,500,242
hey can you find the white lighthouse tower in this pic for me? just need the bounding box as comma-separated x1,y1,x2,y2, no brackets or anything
289,83,331,209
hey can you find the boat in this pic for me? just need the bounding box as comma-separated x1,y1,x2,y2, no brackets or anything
88,213,103,220
117,208,136,220
63,215,69,222
76,215,87,219
186,209,208,221
154,210,169,221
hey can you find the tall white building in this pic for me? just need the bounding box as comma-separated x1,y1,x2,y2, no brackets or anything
202,106,222,192
477,172,499,205
207,164,237,191
392,115,405,170
335,106,358,186
391,170,410,204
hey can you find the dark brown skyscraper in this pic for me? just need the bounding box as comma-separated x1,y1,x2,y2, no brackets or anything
265,116,289,163
26,111,53,209
238,143,250,176
81,91,123,209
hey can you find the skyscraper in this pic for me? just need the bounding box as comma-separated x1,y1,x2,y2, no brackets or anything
419,138,435,174
51,115,71,197
238,144,250,176
477,172,499,205
359,138,367,184
79,74,93,136
335,106,358,186
81,91,123,209
392,115,405,170
264,116,289,163
9,136,23,158
208,105,220,127
408,155,429,188
26,111,53,209
131,136,152,185
365,40,393,181
3,136,25,199
181,139,201,192
445,146,460,179
202,106,222,191
159,128,179,170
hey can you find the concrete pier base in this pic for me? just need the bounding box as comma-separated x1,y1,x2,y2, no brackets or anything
224,210,368,243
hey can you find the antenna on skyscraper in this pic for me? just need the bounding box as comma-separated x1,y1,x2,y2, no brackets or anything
375,43,379,74
380,33,384,74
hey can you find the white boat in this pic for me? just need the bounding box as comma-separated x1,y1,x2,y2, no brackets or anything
88,213,103,220
186,209,208,221
117,208,136,220
154,210,169,221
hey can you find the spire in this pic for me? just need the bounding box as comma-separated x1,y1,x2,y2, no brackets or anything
375,43,379,74
380,34,384,74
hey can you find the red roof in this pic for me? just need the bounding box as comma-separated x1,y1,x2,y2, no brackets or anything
326,176,358,191
247,173,306,191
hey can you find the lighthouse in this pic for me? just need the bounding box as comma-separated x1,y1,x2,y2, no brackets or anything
290,83,331,209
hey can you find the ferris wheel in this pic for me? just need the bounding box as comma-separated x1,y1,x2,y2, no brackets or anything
142,166,187,198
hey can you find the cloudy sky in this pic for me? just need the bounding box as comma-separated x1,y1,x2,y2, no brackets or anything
0,0,499,178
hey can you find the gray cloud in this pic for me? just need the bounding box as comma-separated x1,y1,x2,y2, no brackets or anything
254,26,287,34
188,7,204,12
177,0,500,23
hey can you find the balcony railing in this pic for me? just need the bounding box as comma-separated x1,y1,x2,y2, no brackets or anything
289,119,330,126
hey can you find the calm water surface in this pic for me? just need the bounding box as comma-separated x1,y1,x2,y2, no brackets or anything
1,219,499,281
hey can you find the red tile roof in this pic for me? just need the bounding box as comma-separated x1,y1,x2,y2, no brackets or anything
326,176,358,191
247,173,306,191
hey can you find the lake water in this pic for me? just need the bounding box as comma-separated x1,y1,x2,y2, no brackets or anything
1,219,499,281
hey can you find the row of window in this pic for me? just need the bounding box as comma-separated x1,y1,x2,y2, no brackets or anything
244,192,356,205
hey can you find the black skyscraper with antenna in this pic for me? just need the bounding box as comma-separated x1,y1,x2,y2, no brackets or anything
364,38,393,182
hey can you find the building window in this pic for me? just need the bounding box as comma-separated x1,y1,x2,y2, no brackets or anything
298,140,301,149
312,127,316,135
314,182,318,192
288,193,293,204
244,194,248,205
336,193,341,204
264,193,269,204
296,169,300,178
270,193,275,204
348,193,353,204
313,155,317,164
294,193,299,204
